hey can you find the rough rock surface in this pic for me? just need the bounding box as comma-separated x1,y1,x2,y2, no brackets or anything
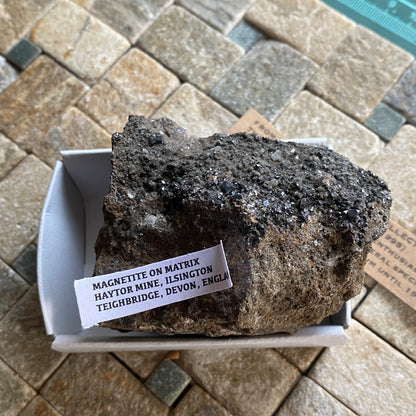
94,116,391,336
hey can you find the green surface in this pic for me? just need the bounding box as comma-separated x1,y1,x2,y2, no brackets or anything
323,0,416,56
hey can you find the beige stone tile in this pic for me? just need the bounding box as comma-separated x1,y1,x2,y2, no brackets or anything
310,319,416,416
274,91,383,168
277,376,355,416
355,284,416,361
368,124,416,231
139,6,244,92
20,395,62,416
173,385,232,416
33,107,111,168
0,55,88,152
178,349,300,416
41,353,169,416
0,359,36,415
0,259,29,320
349,285,368,312
0,155,52,263
0,286,67,390
114,351,167,379
78,48,179,133
154,83,238,137
0,0,54,54
308,26,413,122
246,0,354,64
0,55,19,93
0,132,26,179
73,0,173,43
275,347,322,373
31,0,130,84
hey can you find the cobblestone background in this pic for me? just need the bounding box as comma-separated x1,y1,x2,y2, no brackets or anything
1,1,415,415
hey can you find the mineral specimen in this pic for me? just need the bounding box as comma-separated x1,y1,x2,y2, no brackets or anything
94,115,391,336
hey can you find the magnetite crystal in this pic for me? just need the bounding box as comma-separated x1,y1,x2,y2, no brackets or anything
94,115,391,336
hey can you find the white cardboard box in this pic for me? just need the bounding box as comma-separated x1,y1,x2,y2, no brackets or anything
38,147,350,352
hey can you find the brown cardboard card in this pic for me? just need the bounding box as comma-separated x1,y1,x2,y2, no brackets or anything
365,220,416,311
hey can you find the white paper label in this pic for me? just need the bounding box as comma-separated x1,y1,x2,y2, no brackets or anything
74,243,232,329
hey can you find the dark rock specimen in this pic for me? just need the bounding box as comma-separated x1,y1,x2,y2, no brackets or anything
94,115,391,336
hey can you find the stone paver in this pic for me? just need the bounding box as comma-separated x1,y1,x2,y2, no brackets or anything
0,55,88,152
178,349,300,416
154,83,238,137
368,124,416,231
5,38,42,70
0,359,36,416
277,376,355,416
0,55,19,93
78,48,179,133
0,156,52,263
33,107,111,167
275,347,322,373
172,385,232,416
355,284,416,362
310,319,416,416
364,103,406,142
0,286,67,390
12,244,37,285
0,132,26,180
227,20,264,52
73,0,173,43
274,91,383,168
308,25,413,122
139,6,244,92
41,353,169,416
178,0,254,34
0,259,29,320
349,286,368,312
19,395,62,416
31,0,130,84
115,351,167,379
384,60,416,126
246,0,354,64
212,40,317,121
0,0,54,54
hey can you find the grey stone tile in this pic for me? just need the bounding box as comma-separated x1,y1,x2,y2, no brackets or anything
355,284,416,361
368,124,416,231
178,349,300,416
0,156,52,263
154,83,238,137
308,26,413,122
0,132,26,180
364,103,406,142
275,347,322,373
0,55,88,152
172,385,232,416
277,377,355,416
211,41,317,122
32,107,111,168
145,358,191,406
0,359,36,416
0,0,54,54
227,20,264,52
246,0,354,64
0,286,67,390
19,395,62,416
31,0,130,84
78,48,179,133
0,259,29,320
41,353,169,416
310,319,416,415
0,55,19,93
115,351,167,379
73,0,173,43
139,6,244,92
5,38,42,70
384,60,416,126
178,0,254,34
274,91,383,169
12,244,37,285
